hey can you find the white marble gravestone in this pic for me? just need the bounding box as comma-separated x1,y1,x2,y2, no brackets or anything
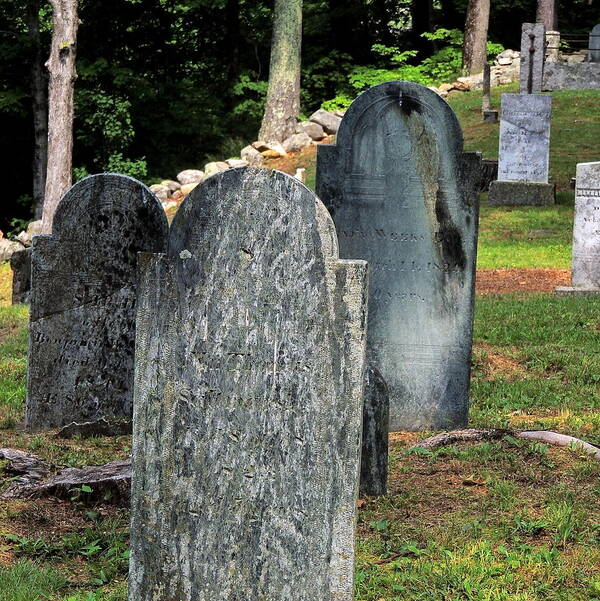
128,168,368,601
556,162,600,296
589,24,600,62
489,94,555,206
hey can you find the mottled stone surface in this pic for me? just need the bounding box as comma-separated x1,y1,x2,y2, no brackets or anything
498,94,551,184
488,181,555,206
360,366,389,497
480,159,498,192
129,168,368,601
520,23,545,93
590,24,600,62
10,247,31,305
567,162,600,289
542,62,600,91
316,81,481,432
26,174,168,431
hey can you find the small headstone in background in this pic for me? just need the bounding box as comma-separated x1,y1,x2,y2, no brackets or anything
556,162,600,296
360,366,389,498
26,174,168,431
589,24,600,62
9,248,31,305
129,168,368,601
317,81,480,432
545,30,560,63
520,22,545,93
482,63,498,123
489,93,555,206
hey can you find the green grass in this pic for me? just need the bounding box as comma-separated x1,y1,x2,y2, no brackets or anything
477,196,574,268
0,560,67,601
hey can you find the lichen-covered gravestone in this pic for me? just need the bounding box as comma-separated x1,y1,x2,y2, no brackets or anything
519,22,545,93
129,168,368,601
26,174,168,431
316,81,481,432
488,94,554,206
556,162,600,296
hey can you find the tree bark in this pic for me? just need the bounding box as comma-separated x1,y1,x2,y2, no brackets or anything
42,0,78,234
462,0,490,76
258,0,302,143
536,0,558,31
27,0,48,221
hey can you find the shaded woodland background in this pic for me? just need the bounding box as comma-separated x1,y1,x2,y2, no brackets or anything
1,0,599,232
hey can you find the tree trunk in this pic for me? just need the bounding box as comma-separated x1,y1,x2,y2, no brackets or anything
536,0,557,31
462,0,490,76
42,0,78,234
258,0,302,143
27,0,48,221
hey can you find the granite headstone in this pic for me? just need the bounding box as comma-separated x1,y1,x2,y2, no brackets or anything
489,93,554,206
129,168,368,601
316,81,481,432
25,174,169,431
590,24,600,63
520,22,546,93
556,162,600,296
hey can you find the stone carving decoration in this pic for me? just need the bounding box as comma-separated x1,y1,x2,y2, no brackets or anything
26,174,169,431
129,167,368,601
316,81,481,431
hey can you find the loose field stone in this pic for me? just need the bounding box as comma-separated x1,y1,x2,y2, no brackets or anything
309,109,342,134
556,162,600,296
25,174,168,431
282,131,312,153
316,81,481,432
299,121,326,140
520,22,545,93
241,145,265,166
129,167,368,601
177,169,205,185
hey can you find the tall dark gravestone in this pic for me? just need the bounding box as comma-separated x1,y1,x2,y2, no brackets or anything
26,174,168,431
316,81,481,431
129,168,368,601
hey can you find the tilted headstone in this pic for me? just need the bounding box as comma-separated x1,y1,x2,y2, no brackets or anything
590,24,600,63
25,174,168,431
556,162,600,296
488,93,555,206
316,81,481,432
520,22,546,93
129,168,368,601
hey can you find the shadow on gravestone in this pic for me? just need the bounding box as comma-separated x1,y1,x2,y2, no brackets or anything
25,174,169,432
129,167,368,601
316,81,481,432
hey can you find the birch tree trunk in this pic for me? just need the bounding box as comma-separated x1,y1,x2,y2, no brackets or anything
258,0,302,143
42,0,78,234
27,0,48,220
462,0,490,76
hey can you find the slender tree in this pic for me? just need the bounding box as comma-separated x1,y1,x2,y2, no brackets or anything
42,0,78,233
258,0,302,143
27,0,48,220
536,0,558,31
462,0,490,76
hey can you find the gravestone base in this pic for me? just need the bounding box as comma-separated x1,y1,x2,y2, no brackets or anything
488,181,555,206
483,109,498,123
555,286,600,297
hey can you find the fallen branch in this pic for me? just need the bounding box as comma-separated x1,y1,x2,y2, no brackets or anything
412,428,600,460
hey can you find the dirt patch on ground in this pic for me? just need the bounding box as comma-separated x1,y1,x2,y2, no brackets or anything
477,268,570,294
474,341,528,381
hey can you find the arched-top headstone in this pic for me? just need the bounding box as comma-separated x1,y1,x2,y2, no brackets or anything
590,24,600,63
26,174,169,431
129,168,368,601
317,81,481,431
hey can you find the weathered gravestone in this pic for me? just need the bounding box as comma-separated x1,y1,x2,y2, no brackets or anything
482,63,498,123
488,93,555,206
316,81,481,432
520,22,546,93
25,174,168,431
590,24,600,63
556,162,600,296
129,168,368,601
